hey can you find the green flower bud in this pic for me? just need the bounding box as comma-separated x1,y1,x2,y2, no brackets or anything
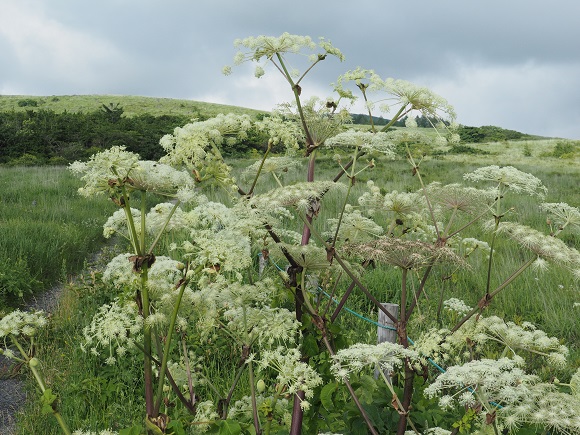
256,379,266,393
29,357,40,367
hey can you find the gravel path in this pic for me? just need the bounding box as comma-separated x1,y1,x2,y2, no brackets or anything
0,243,116,434
0,281,66,435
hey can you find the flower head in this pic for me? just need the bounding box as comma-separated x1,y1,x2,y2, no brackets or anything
258,346,322,406
344,237,466,270
540,202,580,234
331,341,419,380
226,33,344,80
81,300,142,365
0,310,47,341
69,146,140,197
325,130,396,157
463,165,547,198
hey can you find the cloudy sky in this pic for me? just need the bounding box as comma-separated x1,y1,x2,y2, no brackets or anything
1,0,579,139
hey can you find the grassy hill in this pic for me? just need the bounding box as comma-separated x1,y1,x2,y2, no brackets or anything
0,94,265,119
1,94,578,168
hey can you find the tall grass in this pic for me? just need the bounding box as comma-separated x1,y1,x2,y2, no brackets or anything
0,166,116,307
227,152,580,347
8,145,580,433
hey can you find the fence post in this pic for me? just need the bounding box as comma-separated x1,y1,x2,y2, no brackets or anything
375,303,399,379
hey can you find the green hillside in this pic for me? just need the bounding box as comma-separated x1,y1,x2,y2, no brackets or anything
0,94,265,118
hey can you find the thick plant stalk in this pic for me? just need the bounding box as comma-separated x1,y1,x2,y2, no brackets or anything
153,277,190,415
397,268,413,435
141,265,155,418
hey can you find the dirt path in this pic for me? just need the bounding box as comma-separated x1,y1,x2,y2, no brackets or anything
0,242,117,434
0,280,65,435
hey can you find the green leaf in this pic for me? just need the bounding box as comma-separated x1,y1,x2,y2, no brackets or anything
167,420,186,435
218,419,242,435
302,334,319,357
320,381,338,411
40,389,57,415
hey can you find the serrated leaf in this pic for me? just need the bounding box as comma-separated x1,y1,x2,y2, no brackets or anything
40,389,57,415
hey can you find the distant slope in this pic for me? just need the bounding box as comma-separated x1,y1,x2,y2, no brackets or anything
0,94,266,119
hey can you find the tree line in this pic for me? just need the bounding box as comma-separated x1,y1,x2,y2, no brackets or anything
0,104,533,166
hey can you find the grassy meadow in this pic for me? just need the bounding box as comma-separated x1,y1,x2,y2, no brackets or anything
0,94,264,119
0,166,117,308
0,90,578,433
3,136,577,433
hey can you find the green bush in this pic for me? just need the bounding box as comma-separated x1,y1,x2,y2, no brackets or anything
6,153,45,166
0,257,42,306
17,98,39,107
552,141,578,158
446,144,490,155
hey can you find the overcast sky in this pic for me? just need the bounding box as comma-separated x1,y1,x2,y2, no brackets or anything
1,0,579,139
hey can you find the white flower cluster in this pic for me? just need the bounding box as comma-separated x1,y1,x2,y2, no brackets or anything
325,130,396,157
269,242,331,272
102,208,141,239
474,316,568,366
325,208,384,242
254,115,303,153
492,221,580,277
180,229,252,278
540,202,580,234
425,182,496,216
424,357,536,408
125,160,195,196
298,97,352,148
463,165,547,198
159,114,252,189
249,180,346,216
258,347,323,410
458,237,491,257
428,362,580,433
241,156,301,183
505,388,580,434
334,68,456,124
331,341,419,380
442,298,472,316
102,254,183,297
212,278,284,309
226,33,344,80
343,237,464,270
223,306,300,346
442,315,568,367
69,146,140,197
192,400,219,432
81,299,142,365
144,202,190,236
358,183,424,221
0,309,47,339
70,147,197,200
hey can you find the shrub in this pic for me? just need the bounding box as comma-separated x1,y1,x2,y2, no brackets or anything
0,257,42,306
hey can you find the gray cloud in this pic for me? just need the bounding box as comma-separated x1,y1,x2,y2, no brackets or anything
1,0,579,138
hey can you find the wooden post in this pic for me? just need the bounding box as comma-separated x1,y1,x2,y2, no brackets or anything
375,303,399,379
